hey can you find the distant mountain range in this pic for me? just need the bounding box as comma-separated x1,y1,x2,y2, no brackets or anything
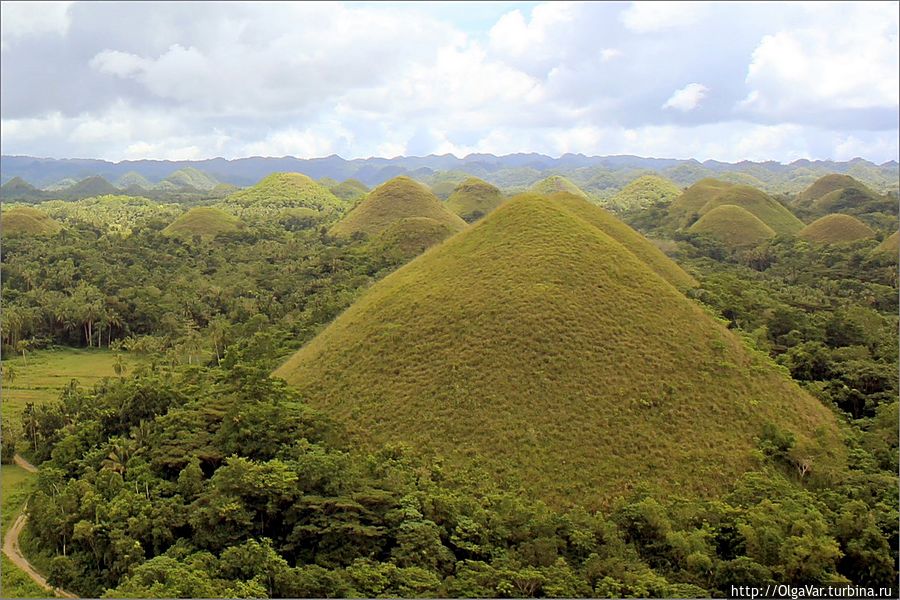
3,153,898,191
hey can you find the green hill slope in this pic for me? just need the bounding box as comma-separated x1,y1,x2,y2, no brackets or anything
445,177,505,222
689,205,776,248
668,178,735,224
162,206,242,239
275,194,843,508
608,175,681,211
223,172,343,218
330,176,466,238
798,214,876,244
329,179,369,202
63,176,120,198
0,177,47,202
548,192,696,289
369,216,459,260
797,174,867,207
530,175,589,199
116,171,153,189
1,206,62,235
872,231,899,259
670,179,803,235
163,167,218,191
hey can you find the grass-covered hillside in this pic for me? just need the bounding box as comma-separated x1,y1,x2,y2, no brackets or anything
275,194,844,508
670,180,803,235
0,206,62,236
369,216,460,261
796,174,866,207
162,206,243,239
873,231,899,259
62,175,120,198
223,172,343,217
445,177,505,222
115,171,153,189
163,167,219,191
689,205,777,248
328,178,369,202
529,175,589,199
608,175,681,211
548,192,696,289
798,214,876,244
330,176,467,238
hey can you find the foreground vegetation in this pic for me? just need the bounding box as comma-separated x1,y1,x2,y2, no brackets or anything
0,171,896,597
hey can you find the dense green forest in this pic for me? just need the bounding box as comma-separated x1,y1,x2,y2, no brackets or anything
0,171,897,598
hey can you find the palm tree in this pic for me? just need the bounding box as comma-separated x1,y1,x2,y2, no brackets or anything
113,353,126,378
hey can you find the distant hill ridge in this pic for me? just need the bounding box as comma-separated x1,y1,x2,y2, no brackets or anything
4,153,895,190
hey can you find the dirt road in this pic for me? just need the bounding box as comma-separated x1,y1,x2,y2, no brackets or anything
2,454,77,598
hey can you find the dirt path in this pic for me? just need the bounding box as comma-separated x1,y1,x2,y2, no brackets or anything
2,455,78,598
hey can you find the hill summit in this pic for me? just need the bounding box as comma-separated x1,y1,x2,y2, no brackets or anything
445,176,505,222
223,172,342,217
798,214,876,244
162,207,242,239
669,179,803,235
689,205,776,248
330,176,466,238
529,175,589,199
275,194,843,507
1,205,63,236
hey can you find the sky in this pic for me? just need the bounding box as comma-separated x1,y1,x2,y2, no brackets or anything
1,1,898,163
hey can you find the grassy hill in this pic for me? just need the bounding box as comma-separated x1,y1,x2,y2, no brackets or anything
670,179,803,235
608,175,681,211
62,175,120,198
796,174,866,207
369,216,459,260
0,205,63,236
0,176,47,202
329,179,369,202
330,176,467,238
689,205,776,248
116,171,153,189
798,214,876,244
223,172,343,217
530,175,589,199
162,206,242,239
872,231,899,259
445,177,505,222
548,192,696,289
275,194,843,508
44,177,79,192
163,167,218,191
668,178,735,224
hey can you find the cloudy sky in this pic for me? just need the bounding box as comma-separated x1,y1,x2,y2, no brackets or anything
1,1,898,162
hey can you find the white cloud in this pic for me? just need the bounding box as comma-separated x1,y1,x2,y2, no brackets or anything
621,1,709,33
741,2,899,115
0,1,72,44
600,48,623,62
662,83,709,111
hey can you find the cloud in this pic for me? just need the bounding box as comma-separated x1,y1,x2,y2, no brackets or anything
0,1,897,162
620,1,710,33
740,2,899,116
662,83,709,111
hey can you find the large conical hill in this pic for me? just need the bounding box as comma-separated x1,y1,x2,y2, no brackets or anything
608,175,681,211
689,205,776,248
668,178,734,224
1,206,63,236
162,206,242,239
871,231,899,261
445,177,505,222
274,194,844,507
798,214,876,244
330,176,466,238
547,191,696,289
797,174,867,207
223,172,342,217
530,175,589,199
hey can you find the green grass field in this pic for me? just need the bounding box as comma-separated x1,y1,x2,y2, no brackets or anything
689,204,776,248
2,348,139,423
798,214,876,244
1,465,45,598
